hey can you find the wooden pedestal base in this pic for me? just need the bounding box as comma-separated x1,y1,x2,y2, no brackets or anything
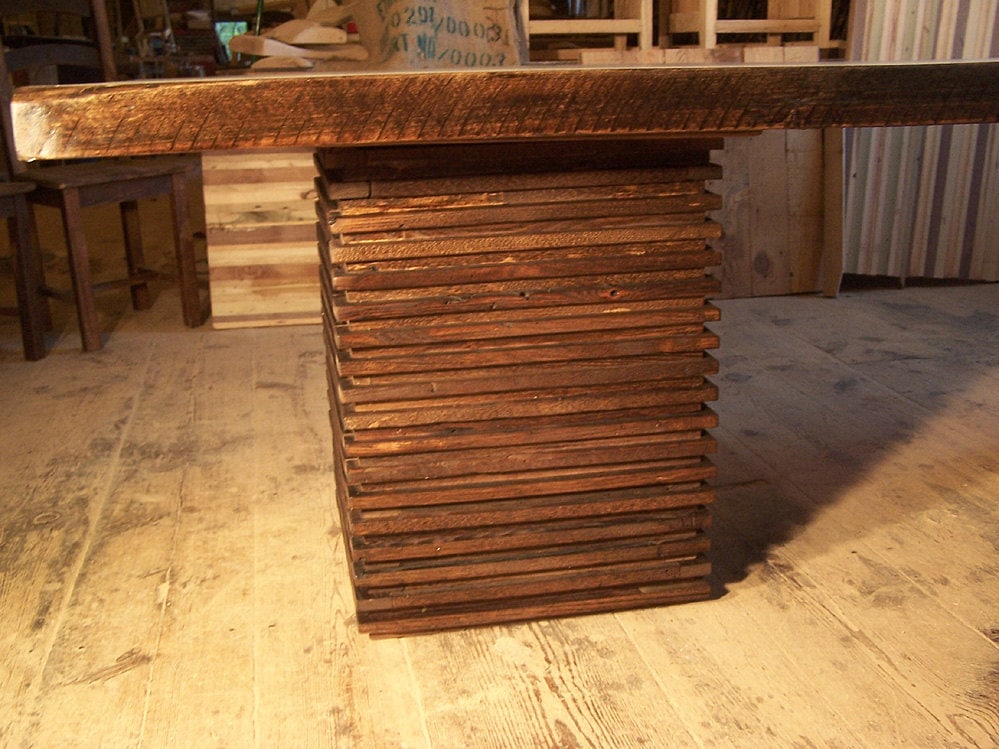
317,139,724,636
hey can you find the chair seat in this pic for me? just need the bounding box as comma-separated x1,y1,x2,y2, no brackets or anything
20,156,194,191
0,180,36,198
1,0,206,354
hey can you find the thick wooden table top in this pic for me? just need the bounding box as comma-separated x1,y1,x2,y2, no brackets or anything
12,61,999,160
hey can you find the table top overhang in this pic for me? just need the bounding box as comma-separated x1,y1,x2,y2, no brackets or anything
12,60,999,160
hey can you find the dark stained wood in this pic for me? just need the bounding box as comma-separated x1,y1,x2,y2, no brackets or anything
0,182,47,360
11,61,999,160
340,406,719,458
316,139,724,634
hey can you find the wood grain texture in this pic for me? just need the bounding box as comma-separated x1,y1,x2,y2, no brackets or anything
318,142,722,634
12,61,999,160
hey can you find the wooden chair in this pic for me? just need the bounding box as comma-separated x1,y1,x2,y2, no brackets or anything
0,0,205,352
0,179,47,359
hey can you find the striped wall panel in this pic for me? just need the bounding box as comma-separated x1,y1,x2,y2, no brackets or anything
202,148,323,328
843,0,999,282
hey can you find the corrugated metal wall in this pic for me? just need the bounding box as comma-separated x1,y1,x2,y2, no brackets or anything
844,0,999,282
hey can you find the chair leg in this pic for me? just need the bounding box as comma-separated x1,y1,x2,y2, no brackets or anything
60,189,102,352
23,204,54,332
168,171,204,328
120,199,152,310
7,201,47,360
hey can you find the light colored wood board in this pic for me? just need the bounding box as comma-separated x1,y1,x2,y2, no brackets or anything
211,311,322,329
784,129,824,293
746,129,793,296
404,618,702,748
247,326,428,747
201,165,317,187
204,211,317,230
201,149,317,169
0,344,151,742
710,438,999,746
133,332,258,746
205,241,318,268
709,130,824,298
201,148,320,329
821,127,844,296
210,261,317,284
206,223,318,249
203,182,317,212
209,280,320,321
709,138,752,298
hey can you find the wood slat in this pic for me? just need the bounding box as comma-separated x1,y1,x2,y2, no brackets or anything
354,534,712,589
350,492,713,539
334,304,720,349
336,355,719,404
350,504,713,561
324,164,726,200
357,579,713,637
341,405,719,457
329,194,723,234
322,222,723,263
344,458,716,510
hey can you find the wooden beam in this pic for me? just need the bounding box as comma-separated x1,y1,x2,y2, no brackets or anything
12,61,999,160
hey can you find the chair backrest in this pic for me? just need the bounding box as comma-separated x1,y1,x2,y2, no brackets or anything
0,0,116,85
0,44,24,178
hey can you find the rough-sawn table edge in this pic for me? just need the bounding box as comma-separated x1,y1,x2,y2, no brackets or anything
12,61,999,160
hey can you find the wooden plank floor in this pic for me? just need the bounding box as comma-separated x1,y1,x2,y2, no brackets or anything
1,279,996,747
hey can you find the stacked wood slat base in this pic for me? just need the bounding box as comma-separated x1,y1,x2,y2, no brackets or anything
316,139,725,636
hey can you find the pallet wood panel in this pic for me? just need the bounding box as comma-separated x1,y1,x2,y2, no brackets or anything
317,139,723,635
202,148,321,328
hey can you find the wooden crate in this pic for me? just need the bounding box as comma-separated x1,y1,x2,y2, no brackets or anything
520,0,654,62
317,139,725,635
661,0,840,50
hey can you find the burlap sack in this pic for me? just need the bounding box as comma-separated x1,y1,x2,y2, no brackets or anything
321,1,526,69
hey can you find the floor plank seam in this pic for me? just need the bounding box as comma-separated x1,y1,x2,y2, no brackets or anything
137,468,187,749
402,636,434,748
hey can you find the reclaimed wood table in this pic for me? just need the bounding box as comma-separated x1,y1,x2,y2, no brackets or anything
12,63,998,635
